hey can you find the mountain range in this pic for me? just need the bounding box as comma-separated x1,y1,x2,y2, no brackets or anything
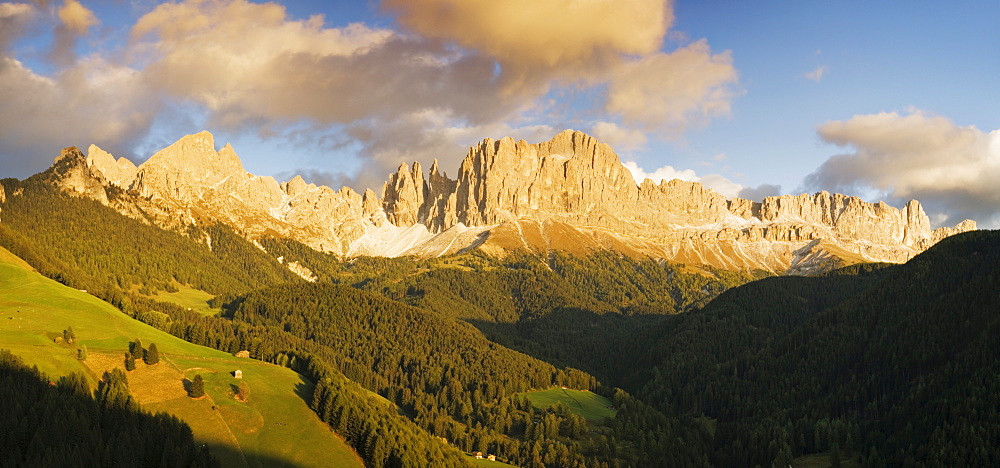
0,129,996,467
37,130,974,275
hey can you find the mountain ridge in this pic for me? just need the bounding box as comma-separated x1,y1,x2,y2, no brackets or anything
39,129,975,273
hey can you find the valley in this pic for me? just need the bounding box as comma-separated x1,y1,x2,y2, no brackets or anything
0,132,996,467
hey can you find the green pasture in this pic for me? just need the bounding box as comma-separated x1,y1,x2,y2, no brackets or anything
0,247,360,468
518,388,617,423
152,284,221,316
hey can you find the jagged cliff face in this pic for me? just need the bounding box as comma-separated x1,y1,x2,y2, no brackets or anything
33,130,976,274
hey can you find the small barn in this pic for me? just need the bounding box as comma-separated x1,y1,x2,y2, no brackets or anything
235,350,250,358
233,370,243,379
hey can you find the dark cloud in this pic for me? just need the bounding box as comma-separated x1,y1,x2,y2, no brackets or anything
737,183,781,201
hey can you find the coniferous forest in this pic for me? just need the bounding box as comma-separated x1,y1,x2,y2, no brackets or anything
0,349,218,467
1,176,998,467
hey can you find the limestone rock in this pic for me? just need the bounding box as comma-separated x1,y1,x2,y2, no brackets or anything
87,145,137,188
37,130,978,273
383,162,425,226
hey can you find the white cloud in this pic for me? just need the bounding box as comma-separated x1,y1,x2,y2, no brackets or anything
0,0,743,185
805,110,1000,227
57,0,97,34
0,54,159,175
623,160,745,198
590,122,648,153
803,65,828,82
383,0,670,82
605,40,740,136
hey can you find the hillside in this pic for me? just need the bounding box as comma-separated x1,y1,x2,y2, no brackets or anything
1,349,218,467
0,246,362,468
626,230,1000,466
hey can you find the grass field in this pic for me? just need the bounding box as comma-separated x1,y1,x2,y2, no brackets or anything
517,388,617,423
0,247,361,468
791,450,859,468
152,284,221,316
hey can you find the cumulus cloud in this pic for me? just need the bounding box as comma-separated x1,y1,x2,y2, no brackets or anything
383,0,670,82
131,0,538,131
605,40,740,135
803,65,828,82
57,0,96,34
0,55,160,175
590,121,648,152
49,0,99,64
0,0,742,186
805,110,1000,227
622,160,744,198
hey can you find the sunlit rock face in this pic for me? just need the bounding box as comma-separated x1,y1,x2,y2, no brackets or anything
48,130,976,274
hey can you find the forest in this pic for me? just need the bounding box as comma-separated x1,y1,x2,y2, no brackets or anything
1,174,998,467
0,349,218,467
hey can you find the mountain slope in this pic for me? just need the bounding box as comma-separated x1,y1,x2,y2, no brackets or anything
628,230,1000,466
38,130,975,273
0,246,362,468
0,349,219,467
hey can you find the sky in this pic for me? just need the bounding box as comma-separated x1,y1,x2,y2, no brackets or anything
1,0,998,228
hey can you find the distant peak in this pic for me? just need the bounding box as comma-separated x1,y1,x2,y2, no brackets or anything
174,130,216,150
54,146,85,165
141,130,244,174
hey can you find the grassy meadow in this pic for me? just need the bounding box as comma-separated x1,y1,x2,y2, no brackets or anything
152,283,221,316
0,247,361,468
518,387,617,423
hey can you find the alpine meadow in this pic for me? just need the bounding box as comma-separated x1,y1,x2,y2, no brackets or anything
1,1,998,467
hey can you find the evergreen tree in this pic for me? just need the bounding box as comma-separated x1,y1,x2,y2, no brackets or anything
189,374,205,398
144,343,159,365
77,344,87,361
124,352,135,371
63,326,75,344
98,368,135,410
57,371,90,398
130,338,143,360
830,442,842,468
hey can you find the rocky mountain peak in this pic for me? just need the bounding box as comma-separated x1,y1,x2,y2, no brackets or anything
141,131,244,177
41,147,110,202
86,145,137,189
33,129,978,273
282,175,310,197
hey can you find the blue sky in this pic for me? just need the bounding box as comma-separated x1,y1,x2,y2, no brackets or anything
1,0,998,227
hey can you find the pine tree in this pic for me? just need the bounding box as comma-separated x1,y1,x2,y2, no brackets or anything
124,352,135,371
189,374,205,398
57,371,91,398
63,326,76,344
77,344,88,361
130,339,143,360
830,442,842,468
144,343,159,365
98,368,135,410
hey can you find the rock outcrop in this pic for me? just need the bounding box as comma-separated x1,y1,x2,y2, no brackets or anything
38,130,977,274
